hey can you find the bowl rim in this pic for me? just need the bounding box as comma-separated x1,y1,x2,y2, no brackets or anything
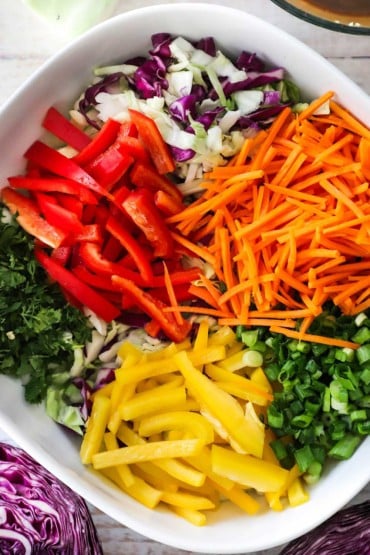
270,0,370,35
0,3,370,553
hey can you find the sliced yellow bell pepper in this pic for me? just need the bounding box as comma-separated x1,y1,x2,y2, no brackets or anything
174,351,265,458
211,445,289,492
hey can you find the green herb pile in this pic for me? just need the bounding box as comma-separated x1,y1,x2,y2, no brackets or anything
0,203,92,404
238,308,370,483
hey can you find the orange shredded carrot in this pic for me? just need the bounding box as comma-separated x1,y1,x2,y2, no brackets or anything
269,326,359,350
169,93,370,345
162,263,184,327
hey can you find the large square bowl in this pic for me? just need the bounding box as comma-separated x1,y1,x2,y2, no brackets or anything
0,4,369,553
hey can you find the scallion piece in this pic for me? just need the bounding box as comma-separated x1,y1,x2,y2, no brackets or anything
328,434,361,460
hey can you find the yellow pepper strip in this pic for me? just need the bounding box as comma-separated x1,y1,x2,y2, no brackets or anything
215,483,260,515
107,382,136,434
90,381,114,400
208,325,236,346
188,345,226,367
211,445,289,492
161,490,216,510
115,358,178,385
117,423,206,487
193,319,209,352
170,506,207,526
80,395,110,465
101,467,162,509
249,366,273,394
174,351,265,458
187,446,234,491
217,348,253,372
138,411,214,445
119,385,186,421
133,462,180,492
117,341,143,365
156,459,206,487
205,363,272,402
288,477,310,506
92,439,203,469
103,432,135,487
214,381,271,406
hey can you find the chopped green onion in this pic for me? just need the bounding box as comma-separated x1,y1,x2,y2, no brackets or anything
356,344,370,364
294,445,315,472
242,350,263,368
328,434,361,460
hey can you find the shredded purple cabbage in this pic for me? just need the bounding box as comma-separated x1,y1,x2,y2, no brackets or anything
194,36,216,57
0,443,102,555
79,72,123,129
280,502,370,555
170,146,195,162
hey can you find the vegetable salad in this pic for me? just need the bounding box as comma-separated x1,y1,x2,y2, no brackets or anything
1,33,370,525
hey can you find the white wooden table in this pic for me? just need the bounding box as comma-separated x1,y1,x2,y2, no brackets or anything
0,1,369,554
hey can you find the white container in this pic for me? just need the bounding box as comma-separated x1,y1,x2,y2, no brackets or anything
0,4,369,553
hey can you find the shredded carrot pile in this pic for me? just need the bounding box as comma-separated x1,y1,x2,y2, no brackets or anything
167,91,370,346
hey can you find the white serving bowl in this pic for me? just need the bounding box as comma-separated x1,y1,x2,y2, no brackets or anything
0,4,369,553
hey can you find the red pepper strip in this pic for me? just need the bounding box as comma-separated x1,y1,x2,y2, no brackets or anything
117,121,138,139
154,189,184,216
151,268,201,288
115,136,151,165
144,319,162,338
74,224,103,243
106,215,153,283
8,176,98,205
35,249,121,322
1,187,67,248
24,141,115,203
102,235,123,261
73,265,121,292
149,284,194,304
112,275,191,343
79,242,146,286
42,107,91,151
51,246,72,266
122,189,174,258
56,194,83,220
85,147,133,190
35,192,84,235
92,203,110,227
130,162,182,203
82,204,97,225
128,109,175,175
113,183,131,205
73,118,121,166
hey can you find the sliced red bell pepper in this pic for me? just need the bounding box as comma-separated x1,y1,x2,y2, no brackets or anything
8,176,98,205
106,215,153,283
144,319,162,338
122,189,174,258
130,162,182,203
1,187,67,248
74,224,103,243
42,107,91,151
51,245,72,266
82,204,97,225
128,109,175,175
112,274,191,342
154,189,184,216
115,135,151,165
24,141,114,202
102,234,123,261
85,146,133,190
56,193,83,220
78,241,146,286
73,118,121,166
35,249,121,322
151,268,201,288
73,265,121,292
148,283,194,304
35,192,84,235
117,121,138,139
113,182,131,205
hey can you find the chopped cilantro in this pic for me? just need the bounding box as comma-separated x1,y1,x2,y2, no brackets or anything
0,203,92,404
